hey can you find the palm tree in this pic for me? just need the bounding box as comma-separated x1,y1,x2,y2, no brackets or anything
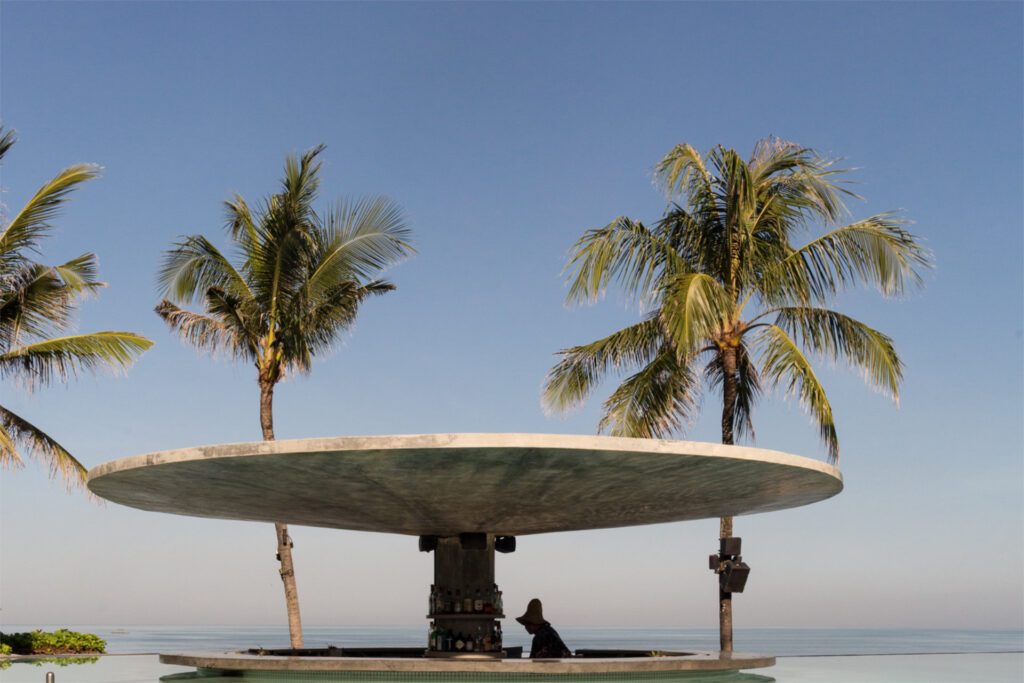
0,127,152,487
543,138,931,651
155,145,414,650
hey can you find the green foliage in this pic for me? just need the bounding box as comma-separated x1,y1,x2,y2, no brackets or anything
155,145,414,649
0,642,11,655
26,656,100,667
544,138,932,462
0,628,106,655
0,126,153,488
155,144,414,411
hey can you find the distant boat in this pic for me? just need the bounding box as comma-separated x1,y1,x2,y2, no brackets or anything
111,629,129,634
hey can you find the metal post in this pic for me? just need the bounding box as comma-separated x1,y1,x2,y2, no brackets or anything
46,672,55,682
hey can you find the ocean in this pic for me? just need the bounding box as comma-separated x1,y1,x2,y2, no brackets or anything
2,624,1020,656
1,626,1021,683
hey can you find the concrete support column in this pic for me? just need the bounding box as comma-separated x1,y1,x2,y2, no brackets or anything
434,534,495,596
430,534,503,655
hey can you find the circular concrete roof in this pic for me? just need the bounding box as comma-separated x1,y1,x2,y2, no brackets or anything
159,650,776,674
87,433,842,536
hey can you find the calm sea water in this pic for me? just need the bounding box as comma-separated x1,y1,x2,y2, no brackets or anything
2,625,1021,656
2,627,1022,683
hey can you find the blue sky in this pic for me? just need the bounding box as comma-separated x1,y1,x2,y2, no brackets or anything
1,2,1021,632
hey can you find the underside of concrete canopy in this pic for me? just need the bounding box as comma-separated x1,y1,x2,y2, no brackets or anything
87,433,842,536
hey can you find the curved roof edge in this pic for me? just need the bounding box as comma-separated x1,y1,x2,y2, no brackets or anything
88,432,842,484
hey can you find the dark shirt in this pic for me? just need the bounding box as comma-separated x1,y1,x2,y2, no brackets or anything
529,622,571,659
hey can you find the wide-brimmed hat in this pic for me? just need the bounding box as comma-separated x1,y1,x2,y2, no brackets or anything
515,598,547,626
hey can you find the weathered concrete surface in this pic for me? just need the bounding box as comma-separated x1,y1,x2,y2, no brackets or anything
160,650,776,673
87,433,842,536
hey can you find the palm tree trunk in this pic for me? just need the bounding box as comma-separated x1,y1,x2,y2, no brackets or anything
260,377,304,650
718,345,737,653
274,521,303,650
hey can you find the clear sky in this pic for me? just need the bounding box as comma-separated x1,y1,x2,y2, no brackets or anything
1,2,1021,632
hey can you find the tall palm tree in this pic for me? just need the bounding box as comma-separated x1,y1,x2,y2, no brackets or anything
0,127,152,487
543,138,931,651
156,145,414,650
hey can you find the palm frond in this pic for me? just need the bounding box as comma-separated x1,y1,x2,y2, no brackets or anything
655,204,730,278
770,306,902,400
659,272,731,356
0,332,153,389
598,345,700,439
0,256,103,347
356,279,397,298
543,316,663,415
155,298,258,362
224,193,260,254
159,146,414,388
564,216,687,306
281,279,380,372
655,143,716,204
716,147,755,237
304,196,414,297
280,144,325,214
733,346,761,441
0,164,100,261
157,235,252,303
0,419,21,468
0,403,85,487
204,288,264,353
768,214,933,303
51,252,103,294
548,137,923,467
756,324,838,461
750,138,854,224
704,344,762,441
0,127,15,163
248,202,318,322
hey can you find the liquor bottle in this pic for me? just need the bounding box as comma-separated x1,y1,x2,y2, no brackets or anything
463,594,473,613
466,632,474,652
454,590,462,613
474,589,483,613
445,632,453,652
483,586,493,614
429,585,436,614
428,622,436,650
445,590,453,613
495,623,503,650
455,633,465,651
495,585,503,614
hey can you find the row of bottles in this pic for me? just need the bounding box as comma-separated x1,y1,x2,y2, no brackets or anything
428,621,503,653
429,584,503,615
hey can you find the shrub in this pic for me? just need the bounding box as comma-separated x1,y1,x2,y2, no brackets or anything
0,629,106,655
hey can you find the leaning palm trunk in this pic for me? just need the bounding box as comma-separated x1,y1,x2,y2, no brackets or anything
260,378,303,650
157,147,412,651
275,522,302,649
